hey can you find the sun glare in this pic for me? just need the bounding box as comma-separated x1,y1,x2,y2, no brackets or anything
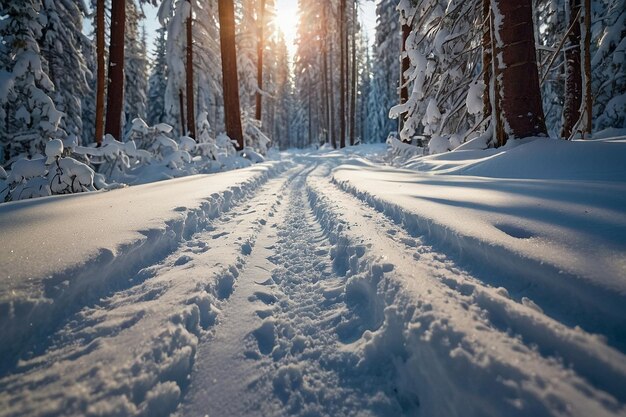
274,0,299,59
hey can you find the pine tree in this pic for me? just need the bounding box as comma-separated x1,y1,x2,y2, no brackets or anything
40,0,91,141
104,0,126,139
592,0,626,131
124,2,149,128
491,0,547,144
368,0,400,142
148,27,168,126
218,0,244,150
0,0,63,162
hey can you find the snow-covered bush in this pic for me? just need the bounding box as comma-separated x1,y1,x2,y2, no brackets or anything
1,139,95,202
385,134,425,166
243,114,271,155
389,0,483,154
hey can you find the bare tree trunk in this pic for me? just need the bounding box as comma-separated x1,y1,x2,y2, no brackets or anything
104,0,125,140
492,0,546,145
255,0,265,121
321,2,330,145
399,23,411,135
218,0,244,150
489,7,505,145
329,40,337,149
349,0,357,146
561,0,582,138
186,2,196,139
583,0,592,137
339,0,347,148
481,0,491,122
179,89,186,136
95,0,105,146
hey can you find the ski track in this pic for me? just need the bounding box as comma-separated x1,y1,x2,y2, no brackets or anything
1,154,625,417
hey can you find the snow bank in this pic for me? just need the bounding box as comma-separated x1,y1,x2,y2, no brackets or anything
0,161,286,370
333,142,626,351
404,138,626,180
306,157,626,416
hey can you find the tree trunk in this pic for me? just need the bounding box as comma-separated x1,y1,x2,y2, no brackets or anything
104,0,125,140
399,23,411,136
255,0,265,121
339,0,347,148
186,2,196,139
349,0,357,146
582,0,592,137
561,0,582,138
492,0,547,145
481,0,491,122
95,0,105,146
329,40,337,149
179,89,186,136
321,2,330,145
218,0,244,150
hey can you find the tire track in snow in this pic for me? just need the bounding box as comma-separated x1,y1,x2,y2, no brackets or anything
180,165,408,417
0,166,302,417
330,170,626,354
319,169,626,404
305,167,625,417
0,162,290,377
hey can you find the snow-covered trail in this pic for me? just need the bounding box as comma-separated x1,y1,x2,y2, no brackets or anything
1,147,625,417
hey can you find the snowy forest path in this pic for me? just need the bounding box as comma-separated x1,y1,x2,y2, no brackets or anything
1,153,626,417
179,163,398,416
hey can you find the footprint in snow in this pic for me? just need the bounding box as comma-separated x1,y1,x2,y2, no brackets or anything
252,320,276,355
248,291,278,305
174,255,192,266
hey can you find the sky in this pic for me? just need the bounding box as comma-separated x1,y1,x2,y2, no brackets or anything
274,0,377,59
88,1,379,63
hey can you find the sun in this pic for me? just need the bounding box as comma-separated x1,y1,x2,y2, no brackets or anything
273,0,299,59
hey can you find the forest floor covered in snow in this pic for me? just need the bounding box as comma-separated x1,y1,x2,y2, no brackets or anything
1,137,625,417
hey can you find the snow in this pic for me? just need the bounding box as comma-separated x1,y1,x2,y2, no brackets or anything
1,140,625,417
466,80,485,115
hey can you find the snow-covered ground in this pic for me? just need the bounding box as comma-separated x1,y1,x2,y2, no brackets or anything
1,139,625,417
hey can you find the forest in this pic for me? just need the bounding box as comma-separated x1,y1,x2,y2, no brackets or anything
0,1,626,417
0,0,624,200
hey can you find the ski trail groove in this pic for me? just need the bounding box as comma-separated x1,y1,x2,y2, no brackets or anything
0,166,299,417
330,172,626,353
180,165,407,417
304,167,626,416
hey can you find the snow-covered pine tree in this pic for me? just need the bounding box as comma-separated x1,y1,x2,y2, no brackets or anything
357,27,372,143
367,0,400,143
592,0,626,131
40,0,91,142
272,31,293,149
148,27,168,126
191,0,224,137
0,0,63,163
158,0,189,135
124,2,149,129
391,0,483,152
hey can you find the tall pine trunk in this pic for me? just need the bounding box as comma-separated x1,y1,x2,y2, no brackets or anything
186,2,196,139
95,0,105,145
255,0,265,121
218,0,244,150
399,23,410,135
583,0,592,137
339,0,347,148
329,40,337,149
481,0,491,122
492,0,546,146
349,0,357,146
561,0,582,138
321,3,331,146
104,0,125,140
